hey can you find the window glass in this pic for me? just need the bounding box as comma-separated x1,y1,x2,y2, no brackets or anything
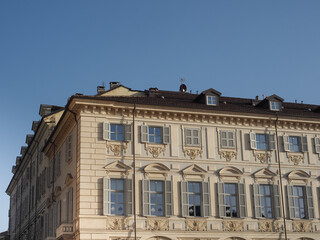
260,185,273,218
110,124,124,141
149,127,162,144
110,179,124,215
188,182,201,216
150,181,164,216
292,186,306,219
270,101,280,111
224,183,238,217
206,95,217,105
256,134,268,150
289,136,301,152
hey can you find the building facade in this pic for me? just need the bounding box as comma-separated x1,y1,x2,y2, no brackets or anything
6,83,320,240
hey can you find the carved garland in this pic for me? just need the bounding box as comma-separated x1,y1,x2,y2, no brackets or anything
146,219,169,231
185,219,207,231
222,221,244,232
292,221,313,232
258,220,279,232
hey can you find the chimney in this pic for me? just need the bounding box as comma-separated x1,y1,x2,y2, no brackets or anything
97,86,105,94
255,96,259,100
109,82,120,90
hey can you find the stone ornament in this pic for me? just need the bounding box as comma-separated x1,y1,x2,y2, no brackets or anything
287,153,304,165
106,218,129,230
185,219,207,231
253,151,271,163
258,220,279,232
222,220,244,232
106,142,128,156
145,144,166,158
219,151,237,162
292,221,313,232
146,219,169,231
183,148,203,160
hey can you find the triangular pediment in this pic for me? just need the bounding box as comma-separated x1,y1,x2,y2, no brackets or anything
182,164,207,176
144,163,170,173
100,85,145,97
254,168,277,179
104,161,132,173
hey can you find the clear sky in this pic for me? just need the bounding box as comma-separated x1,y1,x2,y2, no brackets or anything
1,0,320,232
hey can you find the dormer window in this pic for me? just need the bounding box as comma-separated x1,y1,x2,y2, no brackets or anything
206,95,217,106
270,101,280,111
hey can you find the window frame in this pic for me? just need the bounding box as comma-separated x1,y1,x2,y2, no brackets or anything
269,101,281,111
287,185,314,219
103,122,132,142
185,128,201,146
206,95,217,106
220,130,236,149
141,125,170,144
283,135,308,152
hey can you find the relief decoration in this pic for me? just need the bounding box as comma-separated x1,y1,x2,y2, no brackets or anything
222,220,244,232
185,219,207,231
146,219,169,231
219,151,237,162
292,221,313,232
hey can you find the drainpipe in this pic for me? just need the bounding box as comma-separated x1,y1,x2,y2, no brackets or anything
132,104,137,240
275,114,287,240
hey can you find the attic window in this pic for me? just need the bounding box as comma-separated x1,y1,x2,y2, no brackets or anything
270,101,280,111
206,95,217,106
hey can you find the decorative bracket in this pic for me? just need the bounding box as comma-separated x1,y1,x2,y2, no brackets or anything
106,142,128,156
145,144,166,158
287,152,304,165
183,148,203,160
219,151,237,162
253,151,271,163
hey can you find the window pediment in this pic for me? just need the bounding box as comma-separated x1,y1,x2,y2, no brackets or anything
104,161,132,175
253,168,276,183
287,170,310,184
144,163,170,179
181,164,207,179
218,166,243,182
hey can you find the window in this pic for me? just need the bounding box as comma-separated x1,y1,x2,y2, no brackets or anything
103,123,132,141
181,181,210,217
253,184,281,218
142,180,172,216
270,101,280,111
218,182,246,218
283,135,308,152
65,135,72,162
250,132,275,150
141,125,170,144
287,185,314,219
185,128,200,146
103,178,132,216
315,137,320,153
220,130,235,148
206,95,217,106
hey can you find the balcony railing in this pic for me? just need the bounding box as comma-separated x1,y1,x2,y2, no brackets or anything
56,223,74,239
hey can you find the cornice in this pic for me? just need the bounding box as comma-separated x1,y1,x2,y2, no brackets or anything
73,100,320,132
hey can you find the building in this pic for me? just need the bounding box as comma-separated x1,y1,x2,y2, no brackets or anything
6,82,320,240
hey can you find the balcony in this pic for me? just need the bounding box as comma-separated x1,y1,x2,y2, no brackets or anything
56,223,74,240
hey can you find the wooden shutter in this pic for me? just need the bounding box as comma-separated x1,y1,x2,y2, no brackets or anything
286,185,295,219
283,135,290,151
163,126,170,144
228,131,235,148
301,136,308,152
250,132,257,149
268,134,276,150
220,131,227,148
253,184,262,218
102,122,110,140
165,180,173,216
202,181,210,217
65,135,72,161
103,178,110,215
217,182,226,217
141,125,149,143
142,180,150,216
306,186,314,219
273,185,281,218
125,179,133,216
315,137,320,153
124,125,132,141
181,181,189,217
185,129,192,145
238,183,246,218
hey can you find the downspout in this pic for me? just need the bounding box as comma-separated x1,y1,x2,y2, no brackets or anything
33,140,39,240
275,114,287,240
132,104,137,240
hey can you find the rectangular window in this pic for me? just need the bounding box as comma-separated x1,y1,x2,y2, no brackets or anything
185,128,200,146
315,137,320,153
220,130,235,148
104,178,133,216
270,101,280,111
218,182,246,218
181,181,210,217
141,125,170,144
259,185,273,218
283,135,308,152
206,95,217,106
250,132,276,150
103,122,132,142
150,181,164,216
287,185,314,219
256,134,268,150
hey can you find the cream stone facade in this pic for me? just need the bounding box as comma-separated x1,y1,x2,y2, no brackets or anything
6,83,320,240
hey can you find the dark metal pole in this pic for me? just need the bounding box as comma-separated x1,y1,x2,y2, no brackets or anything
132,104,137,240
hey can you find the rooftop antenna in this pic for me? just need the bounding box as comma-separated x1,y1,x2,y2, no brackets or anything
179,78,187,92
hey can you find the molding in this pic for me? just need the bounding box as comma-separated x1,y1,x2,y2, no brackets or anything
185,219,207,231
181,164,207,179
287,170,310,184
104,161,132,176
218,166,243,182
145,143,166,158
253,168,277,183
106,142,128,156
144,163,169,178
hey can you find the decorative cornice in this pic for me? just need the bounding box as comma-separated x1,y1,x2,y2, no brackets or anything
146,219,169,231
185,219,207,231
106,142,128,156
145,144,166,158
219,150,237,162
222,220,244,232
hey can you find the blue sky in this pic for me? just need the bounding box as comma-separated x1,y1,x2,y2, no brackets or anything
1,0,320,232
